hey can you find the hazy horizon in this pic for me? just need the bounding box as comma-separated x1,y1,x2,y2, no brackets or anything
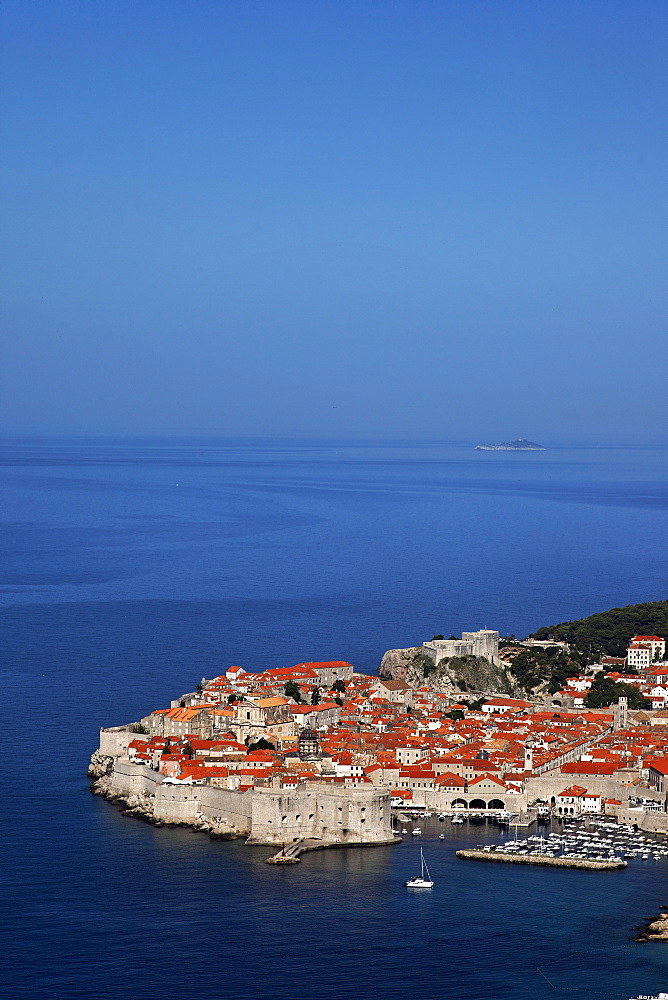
2,1,667,441
1,433,667,449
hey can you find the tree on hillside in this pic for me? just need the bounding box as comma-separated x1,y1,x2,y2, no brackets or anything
284,680,302,703
311,686,321,705
331,679,346,693
584,674,650,710
530,599,668,659
504,646,578,694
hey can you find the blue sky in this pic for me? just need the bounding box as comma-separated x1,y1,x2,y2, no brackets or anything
2,0,667,441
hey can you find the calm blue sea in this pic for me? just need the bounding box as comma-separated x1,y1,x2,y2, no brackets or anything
1,438,668,1000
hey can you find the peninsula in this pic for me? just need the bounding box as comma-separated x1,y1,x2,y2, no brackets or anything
90,611,668,860
475,438,545,451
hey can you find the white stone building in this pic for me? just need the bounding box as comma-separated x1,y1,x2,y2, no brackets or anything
422,629,500,664
627,636,665,670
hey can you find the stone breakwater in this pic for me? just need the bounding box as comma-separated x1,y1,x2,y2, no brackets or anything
456,849,627,870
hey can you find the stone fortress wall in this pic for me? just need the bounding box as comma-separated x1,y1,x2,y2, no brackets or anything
422,629,500,665
109,760,254,832
248,784,390,845
100,725,138,757
97,728,394,846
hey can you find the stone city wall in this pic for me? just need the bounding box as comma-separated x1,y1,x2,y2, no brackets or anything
103,759,393,845
108,761,253,831
525,773,649,805
614,809,668,834
99,725,137,757
247,783,393,845
397,787,527,812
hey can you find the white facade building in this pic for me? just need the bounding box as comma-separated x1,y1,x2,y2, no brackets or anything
627,636,665,670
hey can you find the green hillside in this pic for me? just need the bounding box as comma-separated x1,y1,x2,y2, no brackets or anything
530,599,668,659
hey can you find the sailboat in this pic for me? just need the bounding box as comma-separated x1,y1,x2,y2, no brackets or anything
405,848,434,889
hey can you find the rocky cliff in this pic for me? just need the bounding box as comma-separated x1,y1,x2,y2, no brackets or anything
378,647,518,697
88,749,114,779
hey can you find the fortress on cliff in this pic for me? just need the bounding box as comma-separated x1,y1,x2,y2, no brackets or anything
422,629,500,665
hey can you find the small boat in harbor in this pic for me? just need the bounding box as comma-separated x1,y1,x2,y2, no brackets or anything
406,848,434,889
451,815,465,825
412,827,422,837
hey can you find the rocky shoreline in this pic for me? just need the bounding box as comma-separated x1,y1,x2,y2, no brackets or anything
635,911,668,942
88,753,244,839
88,749,395,850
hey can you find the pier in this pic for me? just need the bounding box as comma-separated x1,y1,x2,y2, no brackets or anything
265,841,305,864
265,834,400,864
456,849,626,870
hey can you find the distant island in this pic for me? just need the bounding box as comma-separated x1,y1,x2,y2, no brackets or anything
475,438,545,451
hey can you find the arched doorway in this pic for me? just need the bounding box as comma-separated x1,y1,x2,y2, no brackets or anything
451,798,467,810
488,799,505,810
469,799,487,809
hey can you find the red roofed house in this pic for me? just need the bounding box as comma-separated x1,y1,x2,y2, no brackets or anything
482,697,534,715
292,661,354,687
467,773,507,801
647,758,668,793
627,636,665,671
289,702,342,728
390,789,413,806
434,771,467,790
556,784,601,816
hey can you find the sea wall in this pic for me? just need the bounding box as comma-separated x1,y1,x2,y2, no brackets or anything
394,787,528,812
248,784,393,845
104,761,253,833
614,809,668,835
94,756,394,846
525,773,637,804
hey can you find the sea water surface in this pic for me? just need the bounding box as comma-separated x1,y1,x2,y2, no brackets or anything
1,437,668,1000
